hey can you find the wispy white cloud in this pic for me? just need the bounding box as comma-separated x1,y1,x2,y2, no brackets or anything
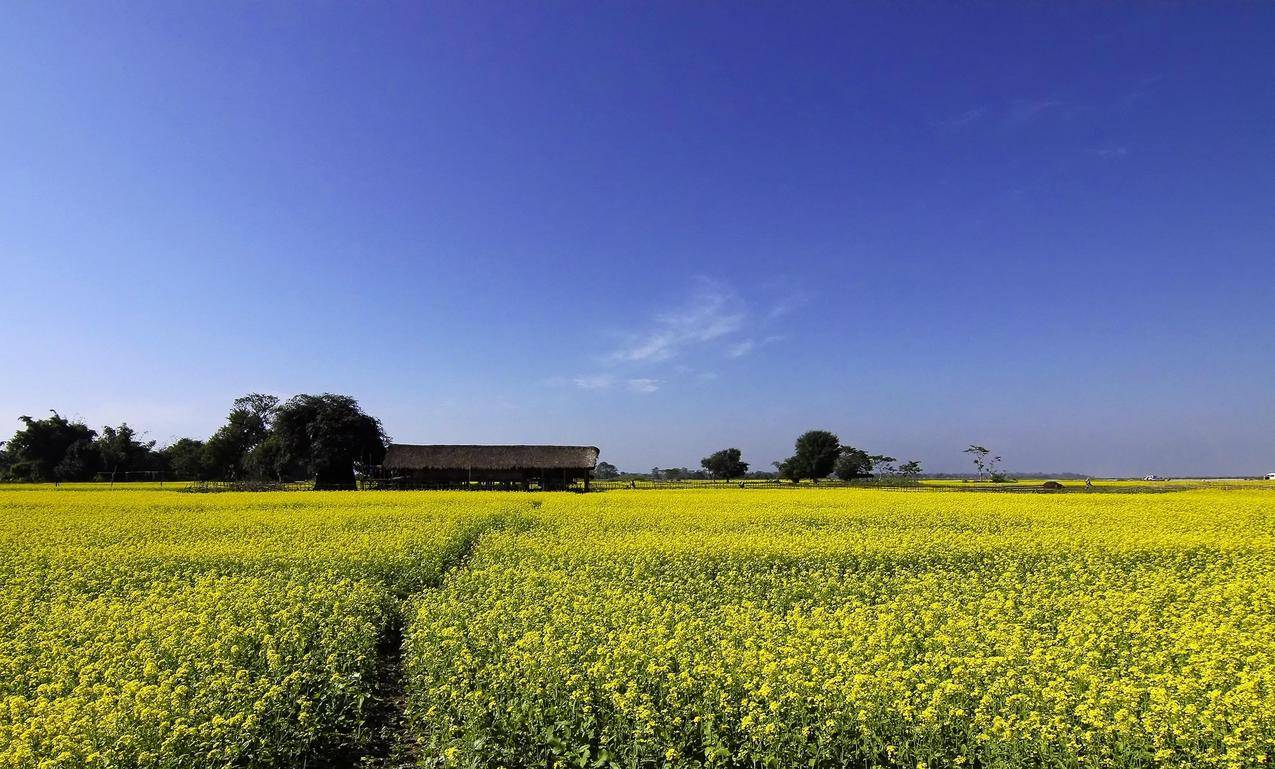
1006,98,1064,126
573,374,614,390
626,378,660,394
726,334,786,359
934,99,1069,132
933,107,987,129
544,374,659,394
561,279,806,395
764,290,808,323
672,364,719,383
726,339,755,359
1088,146,1130,159
608,280,745,364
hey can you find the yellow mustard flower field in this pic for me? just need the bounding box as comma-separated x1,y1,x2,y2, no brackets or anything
3,486,1274,768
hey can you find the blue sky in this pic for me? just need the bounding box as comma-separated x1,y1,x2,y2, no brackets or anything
2,3,1273,475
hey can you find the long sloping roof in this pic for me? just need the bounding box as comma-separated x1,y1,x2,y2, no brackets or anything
382,444,599,470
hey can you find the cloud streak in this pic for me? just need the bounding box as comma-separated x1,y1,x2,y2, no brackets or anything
1006,98,1064,126
608,280,745,364
933,107,987,129
726,334,785,359
764,290,808,323
626,378,660,394
1088,146,1130,159
545,279,806,397
545,374,661,394
573,374,614,390
932,99,1069,132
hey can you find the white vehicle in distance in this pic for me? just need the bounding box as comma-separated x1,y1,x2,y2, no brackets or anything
1266,473,1275,481
1143,475,1168,481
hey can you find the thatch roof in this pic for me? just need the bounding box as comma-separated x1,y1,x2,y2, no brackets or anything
382,444,599,471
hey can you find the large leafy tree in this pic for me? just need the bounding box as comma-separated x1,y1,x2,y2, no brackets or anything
270,394,388,489
834,446,873,481
160,438,211,480
3,411,97,481
55,438,101,482
701,448,749,481
773,458,799,483
779,430,842,482
203,394,279,479
96,423,156,482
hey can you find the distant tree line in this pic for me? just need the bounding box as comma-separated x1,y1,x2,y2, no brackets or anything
600,430,924,484
4,406,1007,489
769,430,921,483
0,394,387,489
0,412,160,484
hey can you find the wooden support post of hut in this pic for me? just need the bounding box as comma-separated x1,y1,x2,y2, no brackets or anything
380,444,599,491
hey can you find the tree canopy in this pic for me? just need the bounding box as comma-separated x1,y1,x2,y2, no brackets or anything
0,392,389,485
833,446,873,481
898,460,924,478
269,394,388,489
701,448,748,480
203,394,279,480
776,430,842,482
162,438,211,480
97,423,156,482
595,461,619,479
5,412,97,482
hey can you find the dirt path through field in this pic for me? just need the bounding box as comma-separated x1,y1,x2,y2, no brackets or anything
332,504,527,768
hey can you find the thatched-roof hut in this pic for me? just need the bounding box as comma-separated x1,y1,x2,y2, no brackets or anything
380,444,599,490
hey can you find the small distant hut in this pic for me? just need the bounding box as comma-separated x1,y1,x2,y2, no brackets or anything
380,444,600,490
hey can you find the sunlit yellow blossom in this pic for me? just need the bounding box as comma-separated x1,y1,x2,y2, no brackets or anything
4,484,1274,768
405,487,1275,769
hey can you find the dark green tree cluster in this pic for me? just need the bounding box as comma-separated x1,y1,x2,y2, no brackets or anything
650,466,710,481
270,394,389,488
700,448,749,480
773,430,922,483
690,434,921,484
0,394,388,489
174,393,389,488
0,411,158,482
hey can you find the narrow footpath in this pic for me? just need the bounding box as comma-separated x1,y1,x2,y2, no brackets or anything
325,510,519,769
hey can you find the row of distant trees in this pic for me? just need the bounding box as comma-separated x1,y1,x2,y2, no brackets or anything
0,394,388,488
595,430,924,483
3,406,1002,487
0,413,162,484
773,430,923,482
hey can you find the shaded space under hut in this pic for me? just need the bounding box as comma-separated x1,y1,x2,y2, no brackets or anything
373,444,600,490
